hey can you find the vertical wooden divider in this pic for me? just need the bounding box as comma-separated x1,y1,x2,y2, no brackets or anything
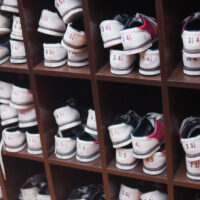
17,0,56,199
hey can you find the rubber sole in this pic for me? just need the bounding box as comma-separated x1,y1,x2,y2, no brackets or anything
27,148,42,155
10,33,23,41
187,172,200,180
19,121,38,128
5,143,26,153
1,117,18,126
104,38,122,48
0,98,10,104
56,151,76,160
1,5,19,13
61,39,85,53
139,68,160,76
183,69,200,76
37,27,64,37
67,60,89,67
183,49,200,58
0,28,10,35
76,153,100,163
0,56,9,65
143,165,166,175
10,58,27,64
44,59,67,68
10,101,34,110
63,8,83,24
84,126,97,135
111,67,133,75
113,138,132,149
58,121,82,131
116,160,138,171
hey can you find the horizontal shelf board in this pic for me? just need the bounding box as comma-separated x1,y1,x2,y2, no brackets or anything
168,63,200,89
3,148,44,162
33,62,91,79
96,63,161,86
0,61,28,74
173,160,200,189
49,153,102,173
107,159,167,184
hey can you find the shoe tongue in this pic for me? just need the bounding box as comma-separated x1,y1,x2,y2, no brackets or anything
113,14,129,24
128,13,143,27
191,12,200,22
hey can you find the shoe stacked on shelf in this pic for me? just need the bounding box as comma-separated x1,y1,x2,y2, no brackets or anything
108,111,166,175
53,98,100,162
119,183,168,200
19,174,51,200
100,13,160,76
0,0,27,64
182,12,200,75
0,75,42,180
37,0,89,68
68,184,105,200
0,186,2,200
179,116,200,180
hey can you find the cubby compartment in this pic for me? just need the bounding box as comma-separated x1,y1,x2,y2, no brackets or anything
168,87,200,185
174,186,200,199
96,80,166,179
50,164,104,200
86,0,162,83
2,156,45,200
107,174,168,200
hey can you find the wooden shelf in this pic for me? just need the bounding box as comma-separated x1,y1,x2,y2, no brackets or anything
168,63,200,89
107,159,167,184
48,153,102,173
96,63,161,86
33,62,91,79
173,161,200,190
0,61,28,74
3,148,44,162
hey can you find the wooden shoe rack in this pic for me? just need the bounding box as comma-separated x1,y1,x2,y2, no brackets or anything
0,0,200,199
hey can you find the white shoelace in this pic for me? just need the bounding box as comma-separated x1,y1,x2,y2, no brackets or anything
0,129,6,180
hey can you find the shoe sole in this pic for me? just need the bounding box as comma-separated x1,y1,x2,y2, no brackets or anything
67,59,89,67
0,28,10,35
27,148,42,155
19,121,38,128
113,138,132,149
84,126,97,135
63,8,83,24
10,101,34,110
186,172,200,180
37,27,64,37
5,143,26,153
61,39,86,53
116,160,138,171
139,68,160,76
44,59,67,68
76,153,100,163
123,38,157,55
10,58,27,64
183,48,200,58
58,121,82,132
1,117,18,126
104,38,122,48
111,67,133,75
10,33,23,41
183,69,200,76
143,165,166,175
56,151,76,160
1,5,19,13
0,56,9,65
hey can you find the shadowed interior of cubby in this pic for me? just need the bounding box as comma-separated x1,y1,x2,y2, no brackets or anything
3,156,45,200
174,186,200,200
96,80,163,165
107,174,168,199
33,75,93,155
86,0,157,73
50,164,103,199
168,87,200,176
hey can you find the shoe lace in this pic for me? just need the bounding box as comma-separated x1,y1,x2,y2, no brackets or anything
0,129,6,180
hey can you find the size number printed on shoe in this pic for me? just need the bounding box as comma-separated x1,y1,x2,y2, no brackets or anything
187,36,200,44
117,151,127,158
185,142,196,149
121,34,132,41
112,54,123,61
190,162,200,169
109,129,120,137
144,55,153,63
143,196,153,200
77,143,88,151
144,156,154,163
56,0,66,6
101,24,112,32
45,48,55,55
121,190,131,198
11,44,20,51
